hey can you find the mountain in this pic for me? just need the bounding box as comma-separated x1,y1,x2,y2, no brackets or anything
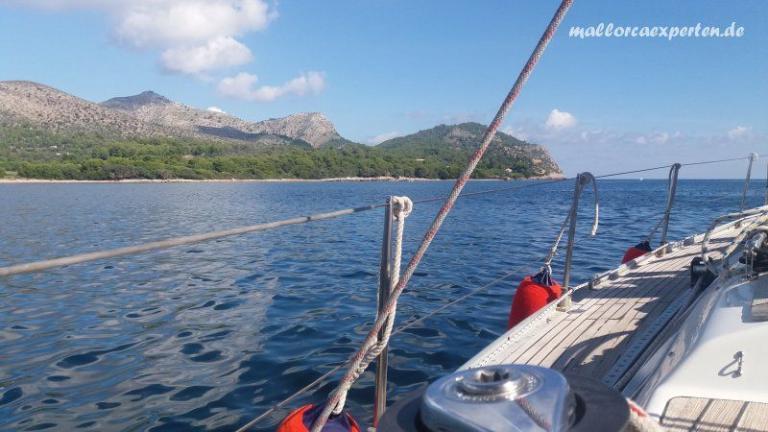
101,91,340,147
0,81,338,148
0,81,562,181
377,123,562,178
0,81,187,139
100,90,172,111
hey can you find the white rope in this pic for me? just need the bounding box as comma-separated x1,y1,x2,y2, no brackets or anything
329,196,412,417
625,399,664,432
644,163,681,244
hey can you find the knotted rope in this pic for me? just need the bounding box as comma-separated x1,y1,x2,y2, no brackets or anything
310,1,575,430
329,196,412,416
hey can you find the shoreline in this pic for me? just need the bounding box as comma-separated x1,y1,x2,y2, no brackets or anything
0,174,566,184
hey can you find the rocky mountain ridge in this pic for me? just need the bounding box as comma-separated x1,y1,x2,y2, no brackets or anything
0,81,340,147
0,81,186,139
101,91,340,147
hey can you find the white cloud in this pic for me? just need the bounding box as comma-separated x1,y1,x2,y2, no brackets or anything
545,109,577,129
114,0,275,48
504,109,763,178
207,106,226,114
504,117,765,178
650,131,669,145
11,0,276,46
218,71,326,102
728,125,751,140
160,36,253,74
368,131,401,145
9,0,326,98
634,131,680,146
10,0,276,76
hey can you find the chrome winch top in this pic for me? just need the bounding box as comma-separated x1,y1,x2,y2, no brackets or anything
420,364,575,432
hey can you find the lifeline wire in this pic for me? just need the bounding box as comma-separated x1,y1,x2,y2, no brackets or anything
0,205,383,277
0,156,751,278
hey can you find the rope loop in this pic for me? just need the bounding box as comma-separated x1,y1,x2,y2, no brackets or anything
542,172,599,270
577,172,600,237
645,163,681,244
392,196,413,220
328,196,413,418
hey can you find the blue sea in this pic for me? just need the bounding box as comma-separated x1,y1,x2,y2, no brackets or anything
0,179,765,431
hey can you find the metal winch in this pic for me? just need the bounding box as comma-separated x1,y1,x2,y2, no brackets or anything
378,364,629,432
421,365,573,432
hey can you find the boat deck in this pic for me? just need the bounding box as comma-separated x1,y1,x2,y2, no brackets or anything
463,222,740,383
661,397,768,431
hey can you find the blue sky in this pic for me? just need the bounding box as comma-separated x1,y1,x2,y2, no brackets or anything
0,0,765,177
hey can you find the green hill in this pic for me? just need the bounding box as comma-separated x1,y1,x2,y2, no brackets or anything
376,122,562,179
0,122,562,180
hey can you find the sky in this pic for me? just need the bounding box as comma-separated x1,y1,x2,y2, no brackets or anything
0,0,765,178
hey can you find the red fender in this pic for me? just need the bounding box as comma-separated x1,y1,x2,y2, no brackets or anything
277,404,361,432
622,241,652,264
507,275,562,329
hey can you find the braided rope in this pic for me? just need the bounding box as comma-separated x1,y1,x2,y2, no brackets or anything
311,1,575,429
330,197,412,416
625,399,664,432
515,397,552,431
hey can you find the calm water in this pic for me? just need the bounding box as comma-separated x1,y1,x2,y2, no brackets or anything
0,179,765,431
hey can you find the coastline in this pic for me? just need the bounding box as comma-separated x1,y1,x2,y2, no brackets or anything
0,174,566,184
